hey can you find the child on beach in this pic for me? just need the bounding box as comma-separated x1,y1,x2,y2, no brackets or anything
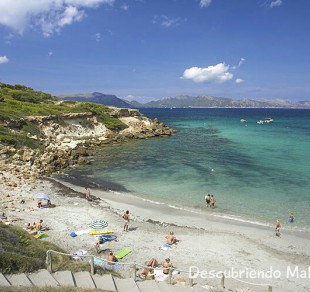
289,213,294,223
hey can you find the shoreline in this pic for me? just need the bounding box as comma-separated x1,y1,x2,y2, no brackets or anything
1,172,310,291
54,171,310,236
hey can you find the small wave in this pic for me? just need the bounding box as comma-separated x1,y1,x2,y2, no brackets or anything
141,198,165,205
211,213,271,227
168,204,185,210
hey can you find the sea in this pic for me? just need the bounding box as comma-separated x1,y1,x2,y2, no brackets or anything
63,108,310,231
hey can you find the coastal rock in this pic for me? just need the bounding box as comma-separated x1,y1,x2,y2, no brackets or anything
1,107,175,180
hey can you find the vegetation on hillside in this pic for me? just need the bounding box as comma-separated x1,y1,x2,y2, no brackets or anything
0,83,127,148
0,223,65,274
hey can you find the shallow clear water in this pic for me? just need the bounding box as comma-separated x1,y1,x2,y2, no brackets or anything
75,108,310,229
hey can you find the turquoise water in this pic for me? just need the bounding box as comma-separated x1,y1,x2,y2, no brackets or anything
74,108,310,229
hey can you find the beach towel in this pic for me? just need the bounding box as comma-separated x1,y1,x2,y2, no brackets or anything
115,248,132,260
154,270,168,282
96,234,117,241
89,229,113,235
34,232,48,239
72,249,87,260
159,244,171,251
93,257,121,271
75,229,90,236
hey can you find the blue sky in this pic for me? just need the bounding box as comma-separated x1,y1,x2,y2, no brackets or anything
0,0,309,103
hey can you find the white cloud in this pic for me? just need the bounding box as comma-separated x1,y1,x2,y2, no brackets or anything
121,3,129,11
231,57,246,69
199,0,212,8
95,32,101,42
0,56,9,64
235,78,244,84
48,51,53,57
182,63,233,83
152,15,180,28
270,0,282,8
0,0,114,36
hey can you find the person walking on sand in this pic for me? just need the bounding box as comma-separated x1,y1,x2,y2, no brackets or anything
210,195,216,209
205,194,211,207
85,187,91,201
123,210,130,232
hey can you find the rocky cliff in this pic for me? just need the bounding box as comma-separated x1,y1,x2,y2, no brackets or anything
0,107,175,180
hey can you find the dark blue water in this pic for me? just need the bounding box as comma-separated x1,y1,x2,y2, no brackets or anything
74,108,310,229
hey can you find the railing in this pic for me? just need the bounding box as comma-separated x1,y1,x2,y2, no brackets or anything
46,250,273,291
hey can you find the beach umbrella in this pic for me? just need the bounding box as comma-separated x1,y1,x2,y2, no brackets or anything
35,193,51,200
89,219,108,230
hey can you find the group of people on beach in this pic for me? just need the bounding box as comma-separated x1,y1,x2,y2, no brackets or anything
25,219,48,233
140,257,174,279
204,193,216,208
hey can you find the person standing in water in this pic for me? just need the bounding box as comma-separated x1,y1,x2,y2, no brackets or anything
275,220,281,237
289,213,294,223
205,194,211,207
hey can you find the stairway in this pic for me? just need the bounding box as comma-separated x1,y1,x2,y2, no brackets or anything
0,269,208,291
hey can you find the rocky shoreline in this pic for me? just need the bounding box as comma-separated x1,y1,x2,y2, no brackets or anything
0,107,175,181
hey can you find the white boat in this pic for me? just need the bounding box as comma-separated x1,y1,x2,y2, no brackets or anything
256,120,264,124
264,118,273,123
240,119,247,123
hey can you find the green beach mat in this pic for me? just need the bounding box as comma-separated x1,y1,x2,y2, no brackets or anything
115,248,132,260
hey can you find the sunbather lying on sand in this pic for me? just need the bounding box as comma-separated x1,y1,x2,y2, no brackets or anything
140,258,158,279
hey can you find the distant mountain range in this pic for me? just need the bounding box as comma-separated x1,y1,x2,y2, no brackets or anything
59,92,310,109
58,92,135,108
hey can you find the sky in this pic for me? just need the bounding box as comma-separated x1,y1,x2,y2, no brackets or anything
0,0,309,103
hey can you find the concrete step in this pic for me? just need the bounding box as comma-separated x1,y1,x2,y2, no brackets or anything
137,279,161,292
28,269,59,287
114,278,141,292
92,274,117,291
5,273,33,287
0,273,11,287
53,270,75,287
73,271,96,289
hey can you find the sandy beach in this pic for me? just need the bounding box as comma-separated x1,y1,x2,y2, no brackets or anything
1,170,309,292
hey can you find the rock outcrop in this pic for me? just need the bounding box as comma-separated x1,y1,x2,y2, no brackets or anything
0,107,175,179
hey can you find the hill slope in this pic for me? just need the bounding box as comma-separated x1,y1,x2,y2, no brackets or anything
142,95,310,108
59,92,135,108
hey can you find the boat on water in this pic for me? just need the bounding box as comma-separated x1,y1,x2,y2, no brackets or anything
256,118,274,124
240,119,247,123
264,118,274,123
